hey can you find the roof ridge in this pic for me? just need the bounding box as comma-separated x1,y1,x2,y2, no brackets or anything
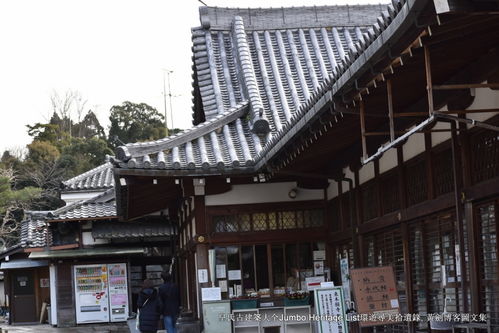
199,4,387,31
116,101,250,161
232,16,270,134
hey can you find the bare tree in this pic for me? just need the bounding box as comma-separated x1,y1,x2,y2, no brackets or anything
0,168,41,249
50,89,87,137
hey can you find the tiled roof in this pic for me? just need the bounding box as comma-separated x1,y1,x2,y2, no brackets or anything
62,162,114,191
20,212,51,248
92,221,173,239
48,189,116,221
115,2,406,172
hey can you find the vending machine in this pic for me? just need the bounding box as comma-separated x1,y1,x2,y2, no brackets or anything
74,264,110,323
108,263,129,322
74,263,129,324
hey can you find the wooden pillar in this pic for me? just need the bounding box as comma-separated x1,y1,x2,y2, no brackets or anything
465,201,481,315
401,222,415,331
450,122,468,312
374,160,382,217
359,101,368,161
387,79,395,141
397,146,407,209
424,132,435,200
353,168,364,267
424,45,434,115
338,181,345,231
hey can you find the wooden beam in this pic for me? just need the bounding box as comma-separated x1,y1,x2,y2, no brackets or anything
387,79,395,141
433,83,499,90
359,101,367,161
424,45,434,115
438,108,499,114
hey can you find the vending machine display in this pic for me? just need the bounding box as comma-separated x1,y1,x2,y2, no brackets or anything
108,263,129,322
74,264,109,323
74,263,129,324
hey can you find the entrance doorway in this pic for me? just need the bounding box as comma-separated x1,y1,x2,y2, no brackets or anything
11,270,37,323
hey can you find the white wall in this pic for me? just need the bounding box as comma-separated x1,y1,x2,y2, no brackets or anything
82,231,110,246
61,191,106,204
205,182,324,206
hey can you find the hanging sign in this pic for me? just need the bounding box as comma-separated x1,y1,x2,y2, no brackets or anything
350,266,401,327
314,287,349,333
340,258,351,306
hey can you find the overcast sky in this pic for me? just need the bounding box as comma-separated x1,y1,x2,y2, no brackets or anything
0,0,387,155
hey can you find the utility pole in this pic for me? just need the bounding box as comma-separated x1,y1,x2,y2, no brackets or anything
162,69,170,137
166,70,174,130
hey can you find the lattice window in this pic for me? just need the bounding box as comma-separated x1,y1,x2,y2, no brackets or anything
212,208,324,233
409,224,428,330
280,211,296,229
433,148,455,197
381,171,400,215
362,180,378,222
477,202,499,330
365,229,409,333
406,159,427,206
268,212,277,230
253,213,267,231
214,215,238,232
471,130,499,184
239,214,251,231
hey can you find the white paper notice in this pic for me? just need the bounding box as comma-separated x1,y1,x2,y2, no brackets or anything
201,287,221,301
219,280,228,292
320,282,335,288
228,270,241,280
216,264,226,278
305,276,325,291
391,299,399,308
314,261,324,275
198,269,208,283
313,250,326,261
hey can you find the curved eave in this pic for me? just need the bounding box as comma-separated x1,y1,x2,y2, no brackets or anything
114,0,431,178
255,0,431,171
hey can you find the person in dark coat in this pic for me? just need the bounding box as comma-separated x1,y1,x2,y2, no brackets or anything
137,279,163,333
159,272,180,333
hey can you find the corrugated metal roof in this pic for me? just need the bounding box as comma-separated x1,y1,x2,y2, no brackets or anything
114,2,405,173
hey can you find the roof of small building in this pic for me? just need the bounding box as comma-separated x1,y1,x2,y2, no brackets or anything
114,2,406,173
92,220,173,239
19,216,52,248
62,162,114,191
48,188,116,222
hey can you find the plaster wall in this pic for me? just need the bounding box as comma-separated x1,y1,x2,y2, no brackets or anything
205,182,324,206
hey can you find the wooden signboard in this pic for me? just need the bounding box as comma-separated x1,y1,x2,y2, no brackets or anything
350,266,401,327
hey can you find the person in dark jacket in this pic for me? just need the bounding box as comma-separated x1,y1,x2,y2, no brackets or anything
137,279,163,333
159,272,180,333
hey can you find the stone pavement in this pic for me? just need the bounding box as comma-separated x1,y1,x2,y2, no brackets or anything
0,323,132,333
0,323,171,333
